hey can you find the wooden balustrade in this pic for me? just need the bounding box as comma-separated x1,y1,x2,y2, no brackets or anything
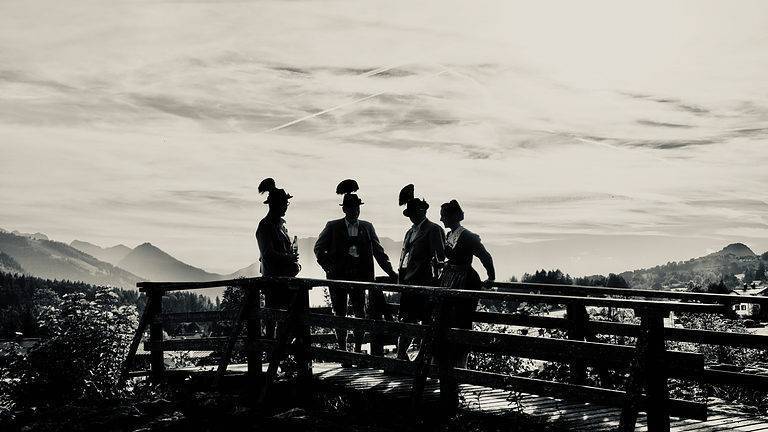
120,276,768,432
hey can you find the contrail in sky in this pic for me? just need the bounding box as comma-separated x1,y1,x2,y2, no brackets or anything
263,64,448,133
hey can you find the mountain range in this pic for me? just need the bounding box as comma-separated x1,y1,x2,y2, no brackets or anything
0,231,142,288
0,229,250,293
2,226,766,299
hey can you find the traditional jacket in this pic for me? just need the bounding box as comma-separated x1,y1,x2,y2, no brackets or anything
398,218,446,284
314,218,395,281
256,214,298,277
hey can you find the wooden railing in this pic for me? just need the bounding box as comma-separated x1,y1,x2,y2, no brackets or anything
121,277,768,432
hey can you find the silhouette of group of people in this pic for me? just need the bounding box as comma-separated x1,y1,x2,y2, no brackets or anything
255,178,495,364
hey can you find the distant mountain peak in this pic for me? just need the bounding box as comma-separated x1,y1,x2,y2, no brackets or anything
70,240,133,265
117,242,222,282
720,243,755,257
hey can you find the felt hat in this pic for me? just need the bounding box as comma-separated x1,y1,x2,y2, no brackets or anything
340,193,363,207
258,178,292,204
403,198,429,216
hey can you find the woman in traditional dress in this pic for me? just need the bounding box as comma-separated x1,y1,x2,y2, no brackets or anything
438,199,495,367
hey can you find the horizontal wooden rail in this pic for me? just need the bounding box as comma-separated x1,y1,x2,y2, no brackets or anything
447,329,704,377
702,368,768,390
159,311,237,323
157,309,768,350
145,334,337,351
310,347,416,375
306,313,428,338
491,281,768,307
140,277,728,314
160,307,332,324
474,311,768,348
454,368,708,420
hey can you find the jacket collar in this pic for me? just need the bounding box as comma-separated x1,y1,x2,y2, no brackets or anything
406,218,431,245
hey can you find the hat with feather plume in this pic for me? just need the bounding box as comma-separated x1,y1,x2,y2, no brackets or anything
399,184,428,216
336,179,363,206
258,177,292,204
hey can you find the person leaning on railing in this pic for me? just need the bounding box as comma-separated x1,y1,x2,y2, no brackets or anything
437,199,495,368
256,178,301,339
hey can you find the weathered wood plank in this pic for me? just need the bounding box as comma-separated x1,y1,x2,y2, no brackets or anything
453,368,706,420
490,281,768,307
702,369,768,390
159,311,237,323
310,347,417,375
473,312,768,349
148,291,164,382
448,329,704,377
306,313,428,338
119,294,153,384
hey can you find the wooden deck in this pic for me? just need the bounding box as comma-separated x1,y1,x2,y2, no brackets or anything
167,362,768,432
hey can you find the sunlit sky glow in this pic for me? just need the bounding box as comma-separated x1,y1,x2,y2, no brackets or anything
2,0,767,277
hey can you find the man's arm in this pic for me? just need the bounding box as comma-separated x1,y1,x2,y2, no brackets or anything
368,222,397,278
430,223,446,262
314,221,333,272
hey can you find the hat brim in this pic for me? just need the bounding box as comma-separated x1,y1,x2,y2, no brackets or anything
264,194,293,204
340,202,364,206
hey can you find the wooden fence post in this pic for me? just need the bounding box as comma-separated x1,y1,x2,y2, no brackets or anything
620,308,671,432
566,302,588,385
215,284,251,388
295,286,314,402
148,289,164,383
369,281,387,357
411,297,444,410
437,301,459,417
258,284,305,404
119,293,153,385
644,310,671,432
247,283,263,386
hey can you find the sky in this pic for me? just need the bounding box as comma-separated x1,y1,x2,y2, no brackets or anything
1,0,768,278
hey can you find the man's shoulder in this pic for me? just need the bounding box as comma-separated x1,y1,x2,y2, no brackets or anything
358,219,375,230
257,216,272,230
424,219,443,232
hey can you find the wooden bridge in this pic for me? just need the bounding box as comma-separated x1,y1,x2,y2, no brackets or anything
121,277,768,432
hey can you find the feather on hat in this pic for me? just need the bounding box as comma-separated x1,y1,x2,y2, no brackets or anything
258,178,292,204
336,179,359,195
258,178,276,194
398,184,415,206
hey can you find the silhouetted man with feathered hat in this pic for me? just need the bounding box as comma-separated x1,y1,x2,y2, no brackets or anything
396,184,445,360
314,179,398,355
256,177,300,339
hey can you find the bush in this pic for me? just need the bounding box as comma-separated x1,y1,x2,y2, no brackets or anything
8,288,138,405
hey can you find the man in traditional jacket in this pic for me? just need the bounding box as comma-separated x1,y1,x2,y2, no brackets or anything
396,184,446,360
256,178,301,339
314,179,398,354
